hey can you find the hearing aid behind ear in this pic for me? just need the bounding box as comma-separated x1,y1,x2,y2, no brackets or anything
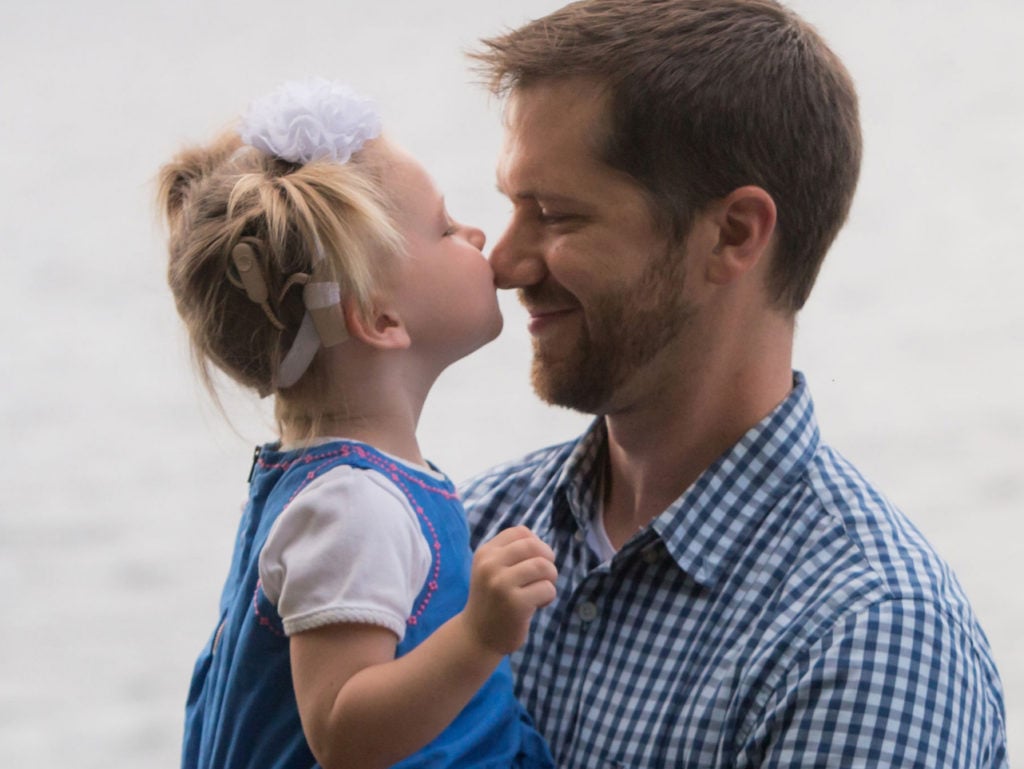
230,242,285,330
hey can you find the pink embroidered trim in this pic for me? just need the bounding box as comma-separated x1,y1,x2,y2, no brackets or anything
253,580,285,637
259,443,458,501
386,471,442,627
261,442,450,627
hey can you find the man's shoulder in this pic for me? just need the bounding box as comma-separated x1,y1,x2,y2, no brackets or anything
740,441,1006,752
799,443,983,627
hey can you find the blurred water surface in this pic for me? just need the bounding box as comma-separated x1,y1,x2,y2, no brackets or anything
1,1,1021,766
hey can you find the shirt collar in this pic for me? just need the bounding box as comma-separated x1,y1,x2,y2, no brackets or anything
555,416,608,533
554,372,820,588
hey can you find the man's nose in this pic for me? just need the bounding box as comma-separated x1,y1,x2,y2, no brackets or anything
488,224,547,289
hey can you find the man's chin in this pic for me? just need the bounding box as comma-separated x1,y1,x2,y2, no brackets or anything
529,354,611,415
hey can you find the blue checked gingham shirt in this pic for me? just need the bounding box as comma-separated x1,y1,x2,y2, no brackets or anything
462,373,1007,768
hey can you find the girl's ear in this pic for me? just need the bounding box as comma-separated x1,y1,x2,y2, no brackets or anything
343,296,411,351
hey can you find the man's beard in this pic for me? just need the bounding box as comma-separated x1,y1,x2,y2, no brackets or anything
526,248,693,414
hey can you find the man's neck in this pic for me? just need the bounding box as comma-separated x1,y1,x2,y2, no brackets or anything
600,346,793,550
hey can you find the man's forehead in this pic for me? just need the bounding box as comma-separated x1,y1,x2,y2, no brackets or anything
503,77,608,130
496,81,610,189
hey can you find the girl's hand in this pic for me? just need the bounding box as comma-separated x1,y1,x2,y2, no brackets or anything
463,526,558,656
292,526,556,769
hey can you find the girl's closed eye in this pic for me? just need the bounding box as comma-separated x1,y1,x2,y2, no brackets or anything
440,206,459,237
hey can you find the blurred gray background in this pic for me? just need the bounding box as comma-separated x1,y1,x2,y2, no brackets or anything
1,1,1020,766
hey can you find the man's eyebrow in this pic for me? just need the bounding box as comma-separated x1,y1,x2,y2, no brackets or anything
495,181,587,207
495,176,526,198
495,181,535,202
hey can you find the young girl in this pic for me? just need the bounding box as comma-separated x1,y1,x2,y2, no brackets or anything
159,78,557,769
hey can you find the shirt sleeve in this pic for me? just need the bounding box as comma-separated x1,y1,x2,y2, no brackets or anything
744,598,1007,767
258,465,432,641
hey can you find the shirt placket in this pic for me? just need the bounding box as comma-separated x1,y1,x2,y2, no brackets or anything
549,520,617,766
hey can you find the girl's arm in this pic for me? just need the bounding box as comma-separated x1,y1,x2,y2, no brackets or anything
290,525,557,769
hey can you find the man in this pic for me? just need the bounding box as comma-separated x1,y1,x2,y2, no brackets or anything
461,1,1008,767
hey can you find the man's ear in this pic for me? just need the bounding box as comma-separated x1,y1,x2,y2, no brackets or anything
706,186,777,286
342,296,411,351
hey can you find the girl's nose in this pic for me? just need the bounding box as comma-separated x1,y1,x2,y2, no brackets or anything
466,225,486,252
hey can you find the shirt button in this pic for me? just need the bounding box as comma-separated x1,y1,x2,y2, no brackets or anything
641,546,661,564
577,602,598,622
574,528,586,542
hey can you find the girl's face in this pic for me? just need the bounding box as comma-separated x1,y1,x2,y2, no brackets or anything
383,144,503,365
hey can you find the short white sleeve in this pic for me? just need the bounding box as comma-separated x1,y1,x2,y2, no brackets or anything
258,465,432,640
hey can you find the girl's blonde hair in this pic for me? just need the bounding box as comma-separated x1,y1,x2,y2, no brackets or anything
157,129,403,437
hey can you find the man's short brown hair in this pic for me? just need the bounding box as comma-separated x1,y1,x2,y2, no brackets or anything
473,0,862,312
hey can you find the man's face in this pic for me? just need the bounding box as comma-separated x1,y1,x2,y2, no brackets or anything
492,79,694,414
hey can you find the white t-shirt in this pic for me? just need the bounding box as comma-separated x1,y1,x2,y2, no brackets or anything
258,464,432,641
586,512,618,564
